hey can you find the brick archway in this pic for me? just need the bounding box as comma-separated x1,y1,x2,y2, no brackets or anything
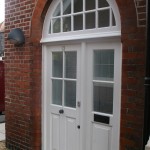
30,0,146,149
30,0,52,43
30,0,52,149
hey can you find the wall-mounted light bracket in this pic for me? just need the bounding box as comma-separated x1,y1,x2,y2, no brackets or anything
8,28,25,46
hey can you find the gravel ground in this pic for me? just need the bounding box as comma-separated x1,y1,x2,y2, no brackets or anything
0,141,7,150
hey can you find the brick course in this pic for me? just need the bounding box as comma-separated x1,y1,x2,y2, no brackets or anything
5,0,147,149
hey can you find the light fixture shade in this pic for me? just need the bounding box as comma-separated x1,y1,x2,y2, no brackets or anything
8,28,25,46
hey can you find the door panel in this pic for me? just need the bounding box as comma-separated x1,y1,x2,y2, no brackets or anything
92,123,111,150
43,41,121,150
51,114,60,150
65,117,77,150
49,44,80,150
85,41,121,150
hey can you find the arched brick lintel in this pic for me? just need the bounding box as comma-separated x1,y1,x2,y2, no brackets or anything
30,0,144,149
30,0,52,43
30,0,141,42
30,0,52,149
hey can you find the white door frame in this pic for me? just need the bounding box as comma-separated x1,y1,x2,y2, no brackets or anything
42,38,122,150
85,40,122,150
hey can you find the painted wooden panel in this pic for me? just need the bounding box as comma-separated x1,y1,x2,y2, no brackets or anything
92,123,111,150
51,114,60,150
65,117,77,150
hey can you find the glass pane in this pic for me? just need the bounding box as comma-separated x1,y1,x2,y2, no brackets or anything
86,0,95,10
93,83,113,114
112,11,116,26
53,3,61,16
74,0,83,13
94,50,114,81
98,0,109,8
52,52,63,78
65,52,77,78
74,15,83,30
98,9,110,28
63,17,71,32
52,80,62,105
85,12,95,29
53,18,61,33
63,0,71,15
64,81,76,108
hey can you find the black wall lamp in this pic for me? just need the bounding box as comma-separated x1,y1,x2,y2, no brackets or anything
8,28,25,46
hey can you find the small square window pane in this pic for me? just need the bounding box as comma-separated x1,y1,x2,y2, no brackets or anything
63,0,71,15
98,0,109,8
53,18,61,33
98,9,110,28
74,15,83,31
64,81,76,108
74,0,83,13
86,12,95,29
52,52,63,78
63,17,71,32
94,50,114,81
52,80,62,106
93,83,113,114
53,3,61,17
112,11,116,26
86,0,95,10
65,52,77,79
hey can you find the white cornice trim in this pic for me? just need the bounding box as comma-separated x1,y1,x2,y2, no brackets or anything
41,31,121,43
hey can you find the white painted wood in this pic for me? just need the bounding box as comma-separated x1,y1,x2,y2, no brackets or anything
41,30,121,43
43,44,81,150
41,0,121,43
42,40,122,150
85,41,122,150
92,123,111,150
51,114,60,150
65,117,77,150
42,2,122,150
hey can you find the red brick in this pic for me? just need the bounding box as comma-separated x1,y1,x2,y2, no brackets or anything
4,0,146,149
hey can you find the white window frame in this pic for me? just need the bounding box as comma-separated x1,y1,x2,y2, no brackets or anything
41,0,121,43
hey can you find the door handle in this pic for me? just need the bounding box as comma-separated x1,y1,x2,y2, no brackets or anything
59,109,64,114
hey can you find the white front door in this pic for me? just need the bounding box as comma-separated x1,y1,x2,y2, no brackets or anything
44,44,81,150
85,41,121,150
43,40,121,150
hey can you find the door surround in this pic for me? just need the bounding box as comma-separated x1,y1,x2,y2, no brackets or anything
42,38,122,150
41,1,121,149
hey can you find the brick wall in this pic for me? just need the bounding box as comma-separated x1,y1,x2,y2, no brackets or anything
5,0,147,149
117,0,146,149
134,0,147,27
5,0,38,149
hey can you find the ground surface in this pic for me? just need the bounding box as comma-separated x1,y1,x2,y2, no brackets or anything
0,141,7,150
